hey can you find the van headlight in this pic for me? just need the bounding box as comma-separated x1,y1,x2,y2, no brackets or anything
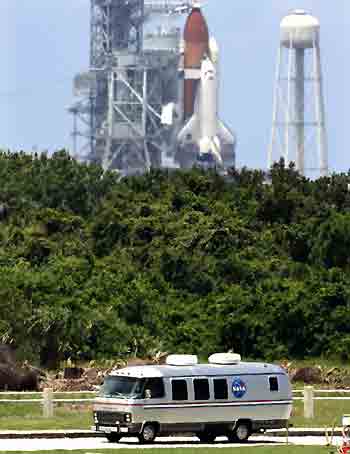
124,413,132,423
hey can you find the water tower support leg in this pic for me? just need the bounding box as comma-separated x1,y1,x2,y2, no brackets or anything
269,45,282,170
295,48,305,175
313,39,328,177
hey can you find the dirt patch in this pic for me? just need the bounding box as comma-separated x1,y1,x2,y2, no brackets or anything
0,345,44,391
39,354,169,392
281,361,350,388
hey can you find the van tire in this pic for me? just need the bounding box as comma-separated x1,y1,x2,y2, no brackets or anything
138,423,157,444
106,433,121,443
197,432,216,443
228,421,251,443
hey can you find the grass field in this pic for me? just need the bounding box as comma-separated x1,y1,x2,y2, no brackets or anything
292,397,350,427
0,394,93,430
0,448,335,454
0,403,92,431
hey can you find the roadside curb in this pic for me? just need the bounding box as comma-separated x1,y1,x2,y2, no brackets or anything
267,428,342,437
0,431,104,439
0,428,343,439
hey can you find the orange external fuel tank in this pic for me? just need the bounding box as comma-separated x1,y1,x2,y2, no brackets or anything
183,6,210,119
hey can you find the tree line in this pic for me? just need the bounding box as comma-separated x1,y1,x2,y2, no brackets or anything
0,150,350,368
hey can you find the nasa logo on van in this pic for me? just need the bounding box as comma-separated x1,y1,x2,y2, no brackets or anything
232,379,247,398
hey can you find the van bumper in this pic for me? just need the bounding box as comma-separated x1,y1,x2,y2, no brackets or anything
92,423,142,435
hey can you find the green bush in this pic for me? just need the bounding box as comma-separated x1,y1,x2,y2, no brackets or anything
1,152,350,366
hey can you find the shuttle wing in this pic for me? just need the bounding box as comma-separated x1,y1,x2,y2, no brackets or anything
218,121,235,145
210,137,223,165
177,115,200,143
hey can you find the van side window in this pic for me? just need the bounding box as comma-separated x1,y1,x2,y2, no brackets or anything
143,378,165,399
214,378,228,399
194,378,210,400
269,376,279,392
172,379,188,400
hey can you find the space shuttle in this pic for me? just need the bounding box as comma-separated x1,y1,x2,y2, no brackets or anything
178,53,234,165
177,3,235,166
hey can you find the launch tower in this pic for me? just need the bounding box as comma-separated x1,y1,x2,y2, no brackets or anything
70,0,192,174
268,10,328,178
70,0,235,174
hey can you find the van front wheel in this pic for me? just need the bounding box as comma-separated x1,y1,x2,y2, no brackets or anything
106,433,121,443
139,423,157,444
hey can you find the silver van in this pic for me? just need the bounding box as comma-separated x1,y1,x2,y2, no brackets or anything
92,354,293,443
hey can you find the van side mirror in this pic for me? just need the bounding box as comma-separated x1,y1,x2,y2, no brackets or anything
145,389,152,399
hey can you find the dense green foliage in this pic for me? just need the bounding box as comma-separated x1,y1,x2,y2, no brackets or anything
1,150,350,367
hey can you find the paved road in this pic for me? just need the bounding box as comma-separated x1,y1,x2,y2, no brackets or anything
0,435,343,451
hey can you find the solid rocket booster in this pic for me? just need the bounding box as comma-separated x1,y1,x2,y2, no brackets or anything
183,4,209,119
209,37,219,66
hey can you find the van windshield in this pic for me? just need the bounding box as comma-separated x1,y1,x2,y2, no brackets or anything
100,376,143,399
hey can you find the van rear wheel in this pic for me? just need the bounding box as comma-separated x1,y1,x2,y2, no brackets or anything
227,421,251,443
197,431,216,443
138,423,157,444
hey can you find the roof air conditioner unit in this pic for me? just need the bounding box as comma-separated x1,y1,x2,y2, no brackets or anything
208,353,241,365
166,355,198,366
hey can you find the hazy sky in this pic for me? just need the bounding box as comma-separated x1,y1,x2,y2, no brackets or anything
0,1,348,172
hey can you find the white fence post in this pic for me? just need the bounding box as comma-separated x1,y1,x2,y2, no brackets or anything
43,388,54,418
304,385,314,419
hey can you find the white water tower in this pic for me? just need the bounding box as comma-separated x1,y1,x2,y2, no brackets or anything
268,10,328,177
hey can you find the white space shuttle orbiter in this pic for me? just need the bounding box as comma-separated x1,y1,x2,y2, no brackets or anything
177,4,235,166
178,53,234,165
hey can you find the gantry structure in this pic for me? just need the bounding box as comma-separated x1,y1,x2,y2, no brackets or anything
70,0,192,175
